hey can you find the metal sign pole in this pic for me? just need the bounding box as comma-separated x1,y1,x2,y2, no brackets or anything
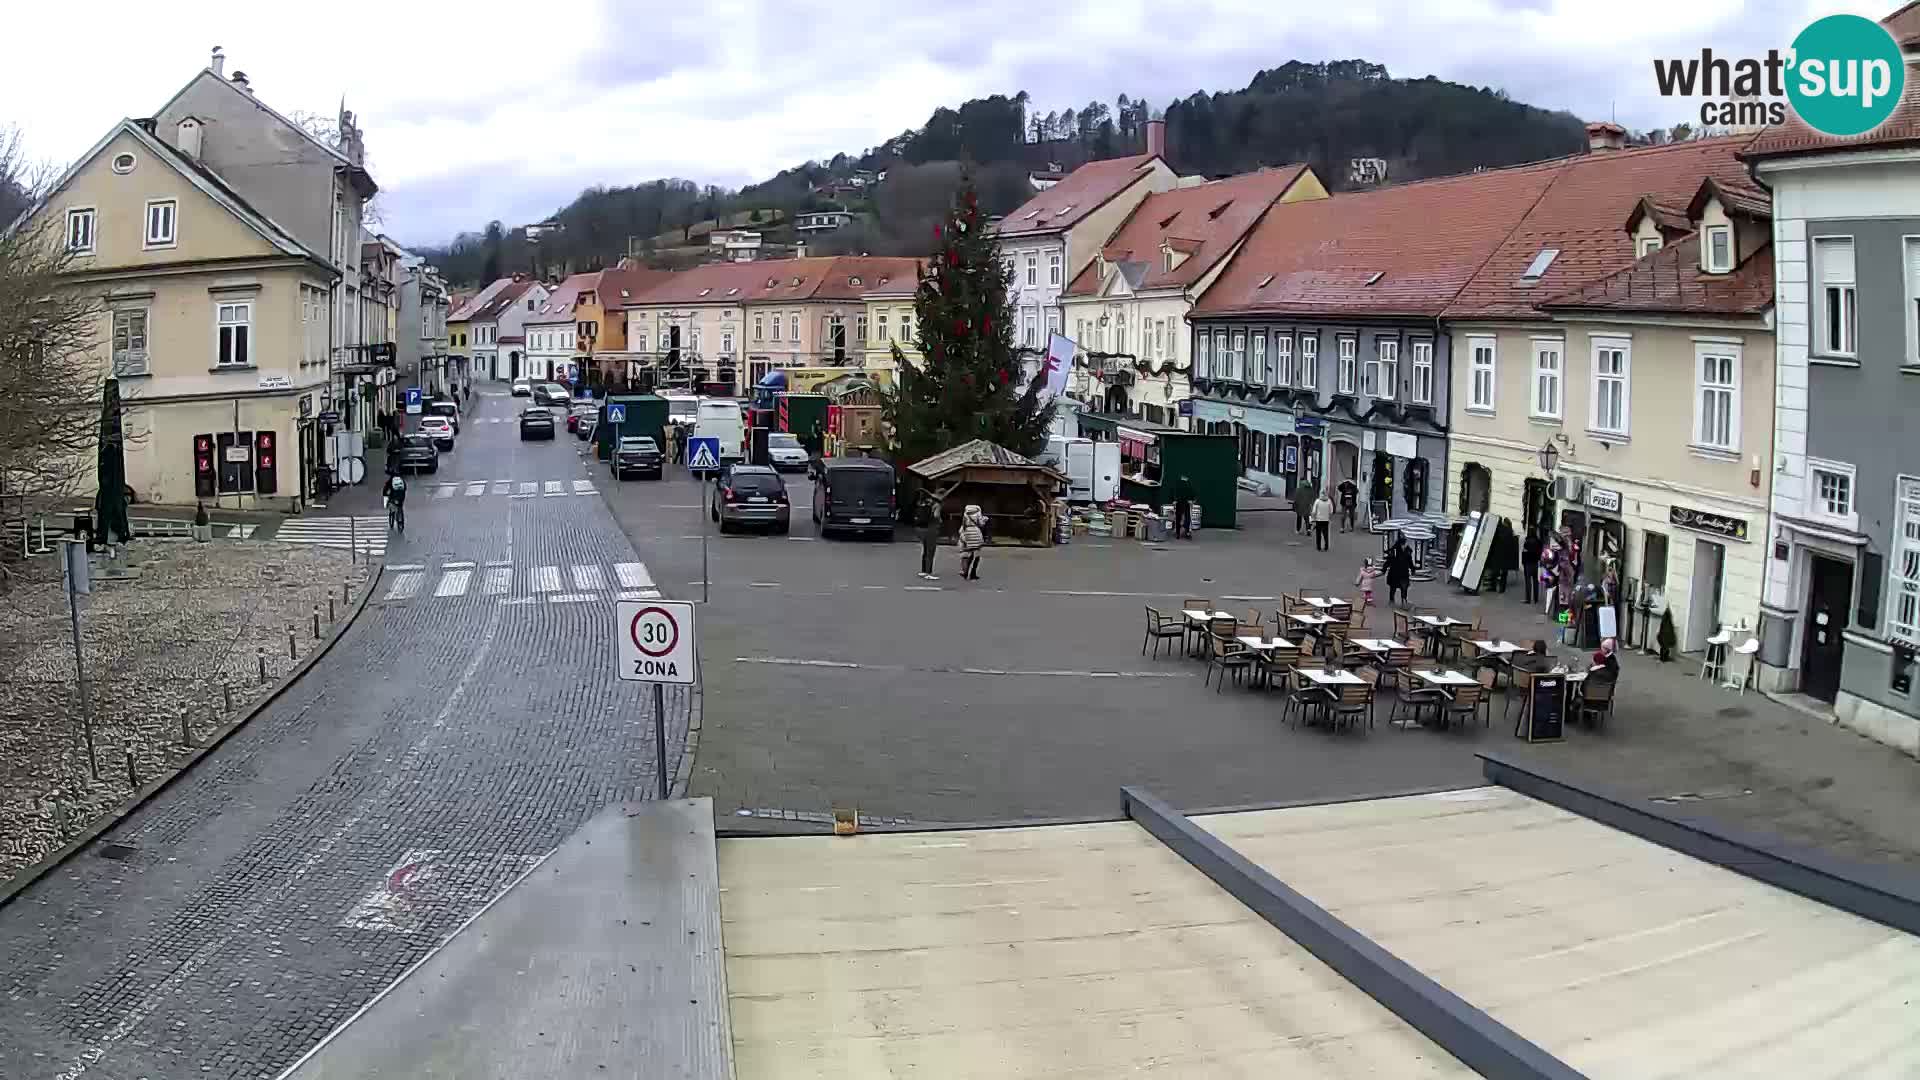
653,682,668,799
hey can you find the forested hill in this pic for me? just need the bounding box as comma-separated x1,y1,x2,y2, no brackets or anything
416,60,1588,286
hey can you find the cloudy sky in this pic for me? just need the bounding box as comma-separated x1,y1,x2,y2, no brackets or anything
0,0,1875,248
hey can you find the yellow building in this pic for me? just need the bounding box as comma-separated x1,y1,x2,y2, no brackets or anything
19,117,338,509
862,275,921,373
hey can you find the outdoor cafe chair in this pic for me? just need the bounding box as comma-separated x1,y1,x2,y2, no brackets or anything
1183,599,1214,653
1578,674,1617,729
1329,683,1376,733
1442,683,1490,731
1242,608,1266,634
1392,609,1412,641
1280,669,1328,728
1281,591,1302,613
1205,637,1256,692
1328,602,1354,625
1391,675,1448,730
1254,644,1301,692
1204,615,1238,663
1142,606,1185,659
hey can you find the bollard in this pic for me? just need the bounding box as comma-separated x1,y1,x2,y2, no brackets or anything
223,683,233,714
179,707,193,748
344,577,352,603
258,645,267,684
288,625,297,661
312,604,321,640
329,595,336,623
349,516,357,565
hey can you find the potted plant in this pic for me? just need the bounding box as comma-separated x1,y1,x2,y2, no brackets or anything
191,501,212,543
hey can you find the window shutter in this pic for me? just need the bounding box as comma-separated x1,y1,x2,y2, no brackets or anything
1816,237,1855,283
1858,552,1883,630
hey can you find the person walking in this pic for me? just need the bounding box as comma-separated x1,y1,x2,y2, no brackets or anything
1311,489,1334,551
1385,538,1415,608
958,504,987,581
914,493,940,580
1292,481,1314,536
1172,476,1193,540
1521,526,1544,605
1336,477,1359,532
1354,557,1382,609
1487,519,1516,594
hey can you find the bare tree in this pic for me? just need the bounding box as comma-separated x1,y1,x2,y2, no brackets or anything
0,126,105,588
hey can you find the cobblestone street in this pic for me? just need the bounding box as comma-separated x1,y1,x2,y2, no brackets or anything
1,542,372,883
0,392,694,1080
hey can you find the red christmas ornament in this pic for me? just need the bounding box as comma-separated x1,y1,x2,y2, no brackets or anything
947,249,958,267
998,369,1009,384
954,319,965,335
934,224,942,239
984,315,992,334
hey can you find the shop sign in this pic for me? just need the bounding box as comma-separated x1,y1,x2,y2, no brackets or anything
1587,486,1622,514
1670,505,1750,542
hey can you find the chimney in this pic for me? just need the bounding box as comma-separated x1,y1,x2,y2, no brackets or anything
231,70,251,94
1586,121,1627,152
1146,118,1166,158
178,116,203,161
210,46,225,77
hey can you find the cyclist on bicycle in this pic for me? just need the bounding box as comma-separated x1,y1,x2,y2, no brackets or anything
385,472,407,532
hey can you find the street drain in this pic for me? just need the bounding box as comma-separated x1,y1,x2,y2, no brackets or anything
95,844,139,861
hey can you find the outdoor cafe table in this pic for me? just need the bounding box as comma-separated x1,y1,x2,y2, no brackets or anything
1237,635,1298,651
1412,669,1480,688
1411,613,1471,656
1183,609,1236,656
1348,638,1408,654
1467,639,1526,688
1295,666,1365,725
1300,596,1347,609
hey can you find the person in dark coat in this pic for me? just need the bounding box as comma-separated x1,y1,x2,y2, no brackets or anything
1522,526,1544,605
1291,481,1314,535
914,493,940,580
1385,539,1415,607
1336,477,1359,532
1172,476,1193,540
1487,519,1517,593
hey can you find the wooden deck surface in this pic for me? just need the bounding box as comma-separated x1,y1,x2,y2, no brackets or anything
717,819,1472,1079
1198,787,1920,1079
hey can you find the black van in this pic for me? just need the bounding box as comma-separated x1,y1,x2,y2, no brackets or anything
811,458,897,539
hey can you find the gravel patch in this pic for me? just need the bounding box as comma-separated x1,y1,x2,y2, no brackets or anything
0,540,372,883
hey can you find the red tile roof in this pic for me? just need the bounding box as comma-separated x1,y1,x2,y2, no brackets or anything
1064,165,1312,298
1744,59,1920,158
1883,0,1920,47
994,154,1163,237
1623,197,1692,237
1443,134,1763,319
620,256,920,307
598,266,674,306
1538,233,1773,317
526,272,603,325
468,279,536,323
1191,162,1563,318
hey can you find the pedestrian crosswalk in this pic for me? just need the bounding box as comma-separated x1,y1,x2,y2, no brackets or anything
273,516,389,556
377,559,663,606
414,478,598,500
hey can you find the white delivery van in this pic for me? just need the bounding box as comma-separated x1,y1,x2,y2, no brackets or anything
1040,436,1097,502
691,400,745,470
1091,441,1121,503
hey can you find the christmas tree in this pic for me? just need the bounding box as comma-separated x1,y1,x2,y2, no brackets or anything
886,181,1054,467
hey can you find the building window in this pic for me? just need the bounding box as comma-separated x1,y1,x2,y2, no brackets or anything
1002,257,1016,283
901,313,913,342
112,309,149,376
1590,338,1630,435
144,199,177,248
1705,226,1732,272
771,314,781,341
855,315,868,343
216,302,252,367
1214,331,1229,381
1336,336,1357,394
1048,252,1062,286
1637,235,1662,258
877,313,888,341
1116,319,1127,356
1693,345,1740,451
66,208,95,253
1466,336,1497,407
1891,477,1920,645
1531,339,1562,420
1365,338,1398,398
1026,253,1037,286
1411,340,1433,404
1045,309,1060,342
1814,236,1856,357
790,314,799,342
690,326,701,352
722,330,734,355
1152,319,1165,358
1907,237,1920,366
753,314,763,341
1196,331,1212,378
1807,459,1856,528
1024,311,1038,347
1229,331,1245,381
1250,333,1267,384
1299,335,1318,389
1274,334,1294,385
636,331,648,352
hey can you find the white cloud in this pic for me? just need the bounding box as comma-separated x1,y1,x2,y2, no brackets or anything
0,0,1879,245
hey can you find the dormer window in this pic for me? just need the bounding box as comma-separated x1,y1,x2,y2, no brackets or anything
849,276,862,286
1207,201,1231,220
1057,204,1074,215
726,287,739,296
1705,226,1733,273
698,287,711,297
1637,236,1663,258
1519,248,1560,283
1257,274,1274,288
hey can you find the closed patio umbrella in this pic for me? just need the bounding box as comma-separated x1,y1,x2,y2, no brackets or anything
94,377,131,547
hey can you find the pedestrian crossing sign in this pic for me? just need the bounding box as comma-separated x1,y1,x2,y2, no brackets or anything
606,404,626,424
687,437,721,470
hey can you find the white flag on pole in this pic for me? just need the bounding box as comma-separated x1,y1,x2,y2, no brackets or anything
1041,332,1075,400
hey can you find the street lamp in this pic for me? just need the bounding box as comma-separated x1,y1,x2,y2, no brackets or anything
1537,439,1559,479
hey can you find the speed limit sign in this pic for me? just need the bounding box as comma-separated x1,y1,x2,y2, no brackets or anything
616,599,696,684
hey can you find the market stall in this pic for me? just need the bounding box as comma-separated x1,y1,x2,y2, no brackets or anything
906,439,1068,546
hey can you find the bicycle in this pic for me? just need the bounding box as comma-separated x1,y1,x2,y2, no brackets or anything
387,496,405,535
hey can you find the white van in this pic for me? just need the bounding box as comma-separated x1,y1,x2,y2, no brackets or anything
691,399,744,470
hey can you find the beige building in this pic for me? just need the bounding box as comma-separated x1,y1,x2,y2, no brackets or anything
1448,175,1775,654
1061,165,1326,427
22,118,338,509
861,274,922,372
